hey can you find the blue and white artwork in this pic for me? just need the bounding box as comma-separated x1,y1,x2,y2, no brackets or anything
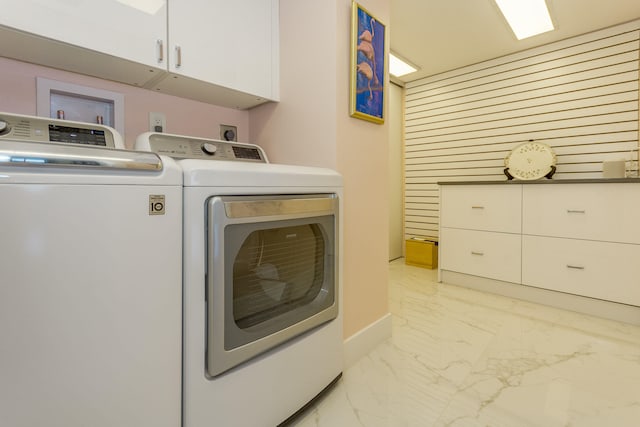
353,5,385,122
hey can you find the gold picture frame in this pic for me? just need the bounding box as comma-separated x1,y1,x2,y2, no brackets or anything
350,2,386,124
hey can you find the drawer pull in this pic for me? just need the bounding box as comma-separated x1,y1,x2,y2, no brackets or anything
566,265,585,270
175,45,182,67
471,206,485,210
156,39,164,63
566,209,586,214
471,251,484,256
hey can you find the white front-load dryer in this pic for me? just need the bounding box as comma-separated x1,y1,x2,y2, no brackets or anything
136,132,343,427
0,114,182,427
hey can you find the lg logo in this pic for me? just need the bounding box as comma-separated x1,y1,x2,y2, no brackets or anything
149,195,166,215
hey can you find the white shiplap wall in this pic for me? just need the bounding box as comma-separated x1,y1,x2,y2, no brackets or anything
404,21,640,242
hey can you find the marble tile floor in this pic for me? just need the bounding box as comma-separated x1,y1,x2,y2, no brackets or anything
291,259,640,426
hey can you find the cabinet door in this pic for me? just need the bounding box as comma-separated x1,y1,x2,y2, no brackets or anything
523,183,640,244
168,0,278,100
522,235,640,306
440,184,522,233
440,228,521,284
0,0,167,69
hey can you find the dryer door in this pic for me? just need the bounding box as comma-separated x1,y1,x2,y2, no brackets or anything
206,194,339,377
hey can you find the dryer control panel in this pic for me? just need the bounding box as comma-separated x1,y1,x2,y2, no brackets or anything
0,112,122,149
136,132,267,163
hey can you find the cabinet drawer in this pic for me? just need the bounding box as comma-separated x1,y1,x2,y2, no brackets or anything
440,185,521,233
522,235,640,306
440,228,521,283
522,184,640,244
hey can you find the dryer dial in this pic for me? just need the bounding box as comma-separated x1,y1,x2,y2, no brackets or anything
0,119,10,136
202,143,218,155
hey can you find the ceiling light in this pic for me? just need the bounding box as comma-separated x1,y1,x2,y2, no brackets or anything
389,53,418,77
495,0,554,40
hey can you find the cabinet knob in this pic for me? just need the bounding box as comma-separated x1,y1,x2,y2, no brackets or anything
566,265,585,270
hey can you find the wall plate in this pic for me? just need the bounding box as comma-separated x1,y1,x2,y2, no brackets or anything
149,112,166,132
220,124,237,141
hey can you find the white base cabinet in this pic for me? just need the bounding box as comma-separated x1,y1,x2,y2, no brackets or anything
440,228,521,284
522,235,640,306
440,181,640,310
440,184,522,233
523,183,640,244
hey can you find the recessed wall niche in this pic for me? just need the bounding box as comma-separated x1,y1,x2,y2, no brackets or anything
36,77,124,135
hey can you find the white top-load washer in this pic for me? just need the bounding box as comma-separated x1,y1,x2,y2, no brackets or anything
0,113,182,427
136,132,343,427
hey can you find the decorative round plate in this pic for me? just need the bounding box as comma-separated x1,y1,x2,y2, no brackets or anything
505,141,557,180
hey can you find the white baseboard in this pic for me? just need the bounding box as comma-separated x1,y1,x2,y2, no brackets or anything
441,270,640,326
343,313,392,369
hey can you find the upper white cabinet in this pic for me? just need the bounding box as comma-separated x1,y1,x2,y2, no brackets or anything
0,0,166,68
0,0,279,109
0,0,167,87
163,0,279,104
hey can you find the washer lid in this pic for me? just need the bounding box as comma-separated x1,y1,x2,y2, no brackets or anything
0,140,161,171
505,141,557,180
0,140,182,185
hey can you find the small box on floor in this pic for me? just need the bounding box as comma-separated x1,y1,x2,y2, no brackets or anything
405,238,438,269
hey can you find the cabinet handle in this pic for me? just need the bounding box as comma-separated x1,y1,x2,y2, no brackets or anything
566,209,586,214
471,206,485,210
471,251,484,256
175,45,182,68
566,265,585,270
157,39,164,63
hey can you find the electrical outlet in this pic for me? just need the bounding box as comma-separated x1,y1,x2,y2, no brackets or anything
149,112,166,132
220,124,237,141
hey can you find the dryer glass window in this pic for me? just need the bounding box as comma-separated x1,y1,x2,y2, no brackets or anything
232,224,326,329
223,214,336,352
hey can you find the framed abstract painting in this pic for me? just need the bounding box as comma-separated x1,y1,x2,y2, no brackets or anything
350,2,386,124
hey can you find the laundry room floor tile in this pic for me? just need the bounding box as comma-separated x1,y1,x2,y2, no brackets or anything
290,259,640,427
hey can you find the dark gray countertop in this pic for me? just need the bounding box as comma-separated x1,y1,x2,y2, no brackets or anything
437,178,640,185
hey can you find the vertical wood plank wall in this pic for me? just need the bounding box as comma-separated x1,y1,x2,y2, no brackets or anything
404,20,640,242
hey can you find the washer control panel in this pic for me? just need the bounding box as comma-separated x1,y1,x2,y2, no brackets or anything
136,132,267,163
0,112,122,148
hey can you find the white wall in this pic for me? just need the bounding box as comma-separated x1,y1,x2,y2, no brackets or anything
403,20,640,241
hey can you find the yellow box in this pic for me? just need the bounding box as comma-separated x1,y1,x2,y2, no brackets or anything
405,239,438,269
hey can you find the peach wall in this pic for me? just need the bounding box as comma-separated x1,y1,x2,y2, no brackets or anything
247,1,338,169
336,0,390,338
250,0,390,339
0,57,249,148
